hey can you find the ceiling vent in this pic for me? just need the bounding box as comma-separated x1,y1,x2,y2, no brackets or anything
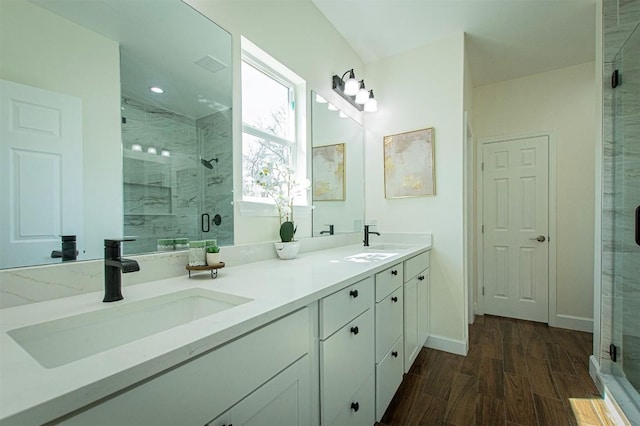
194,55,227,74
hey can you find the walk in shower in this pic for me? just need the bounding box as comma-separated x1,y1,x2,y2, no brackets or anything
601,17,640,414
122,98,233,254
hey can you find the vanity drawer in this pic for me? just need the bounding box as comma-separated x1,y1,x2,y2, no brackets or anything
404,251,430,282
326,372,375,426
375,263,403,302
320,276,373,339
375,286,403,362
375,336,404,421
320,309,374,422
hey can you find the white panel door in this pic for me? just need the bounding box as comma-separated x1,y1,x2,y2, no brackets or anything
0,80,83,268
482,136,549,322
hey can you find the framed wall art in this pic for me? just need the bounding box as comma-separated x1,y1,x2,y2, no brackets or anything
312,143,345,201
383,127,435,198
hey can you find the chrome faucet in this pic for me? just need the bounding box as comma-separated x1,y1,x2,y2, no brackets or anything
363,225,380,247
320,224,335,235
104,238,139,302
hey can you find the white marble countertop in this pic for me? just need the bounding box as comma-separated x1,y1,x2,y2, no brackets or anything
0,240,431,424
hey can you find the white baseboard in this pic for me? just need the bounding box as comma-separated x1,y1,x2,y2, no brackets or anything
425,334,467,356
552,314,594,332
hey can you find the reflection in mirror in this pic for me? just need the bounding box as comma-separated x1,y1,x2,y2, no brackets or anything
311,91,364,237
0,0,233,268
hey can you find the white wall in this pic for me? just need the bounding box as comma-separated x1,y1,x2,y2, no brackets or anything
473,62,596,329
186,0,365,244
364,34,468,352
0,0,123,260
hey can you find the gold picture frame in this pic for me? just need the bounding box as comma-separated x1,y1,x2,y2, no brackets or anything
312,143,345,201
384,127,435,198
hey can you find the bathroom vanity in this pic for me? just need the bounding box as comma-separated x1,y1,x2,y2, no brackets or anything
0,240,431,425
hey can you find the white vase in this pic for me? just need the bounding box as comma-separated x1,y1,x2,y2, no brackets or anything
206,252,220,266
274,241,300,260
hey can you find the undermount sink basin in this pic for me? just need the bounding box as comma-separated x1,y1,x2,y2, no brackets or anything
8,288,252,368
344,252,398,262
366,243,412,251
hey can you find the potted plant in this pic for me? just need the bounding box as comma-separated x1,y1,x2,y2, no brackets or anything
255,163,308,259
205,245,220,266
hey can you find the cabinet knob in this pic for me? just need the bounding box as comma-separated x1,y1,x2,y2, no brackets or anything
392,351,398,358
350,289,359,298
418,275,425,281
350,326,359,335
391,296,398,303
351,402,360,412
391,270,398,276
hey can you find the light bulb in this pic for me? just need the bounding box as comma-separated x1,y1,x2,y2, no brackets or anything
315,93,327,103
355,80,369,104
343,70,358,96
131,144,142,152
364,90,378,112
147,146,157,155
161,149,170,157
327,103,338,111
149,86,164,94
339,111,348,118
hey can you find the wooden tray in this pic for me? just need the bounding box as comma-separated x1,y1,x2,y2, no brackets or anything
186,262,225,279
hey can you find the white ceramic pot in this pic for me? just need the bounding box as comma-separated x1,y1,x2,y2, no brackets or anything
274,241,300,260
206,252,220,266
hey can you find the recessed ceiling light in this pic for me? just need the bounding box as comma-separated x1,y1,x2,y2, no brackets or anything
150,86,164,94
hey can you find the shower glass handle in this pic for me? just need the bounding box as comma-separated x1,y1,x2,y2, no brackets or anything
636,206,640,246
201,213,210,233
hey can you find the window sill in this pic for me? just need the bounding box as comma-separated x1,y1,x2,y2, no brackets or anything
236,200,314,217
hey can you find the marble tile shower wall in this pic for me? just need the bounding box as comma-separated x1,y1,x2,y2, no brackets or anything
196,109,233,247
121,98,233,254
601,0,640,380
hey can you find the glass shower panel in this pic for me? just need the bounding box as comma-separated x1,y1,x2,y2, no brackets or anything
611,24,640,392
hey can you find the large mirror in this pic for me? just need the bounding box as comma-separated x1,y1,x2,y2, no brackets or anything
0,0,233,268
311,92,364,237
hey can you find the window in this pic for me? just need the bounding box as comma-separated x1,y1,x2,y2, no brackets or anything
241,57,297,201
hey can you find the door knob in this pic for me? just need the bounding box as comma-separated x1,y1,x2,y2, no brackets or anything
529,235,546,242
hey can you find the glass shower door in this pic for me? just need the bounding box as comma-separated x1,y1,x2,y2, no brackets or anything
610,23,640,392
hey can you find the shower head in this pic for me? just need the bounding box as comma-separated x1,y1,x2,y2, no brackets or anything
201,158,218,169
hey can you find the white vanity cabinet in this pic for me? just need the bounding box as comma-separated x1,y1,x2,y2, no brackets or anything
319,277,375,426
58,308,312,426
206,355,310,426
374,264,405,420
403,251,430,373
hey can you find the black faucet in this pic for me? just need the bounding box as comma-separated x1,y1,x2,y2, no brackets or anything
363,225,380,247
104,238,140,302
51,235,78,261
320,224,335,235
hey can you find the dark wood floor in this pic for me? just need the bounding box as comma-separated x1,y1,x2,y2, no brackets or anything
380,315,616,426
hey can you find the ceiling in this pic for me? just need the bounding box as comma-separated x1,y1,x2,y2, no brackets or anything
311,0,597,86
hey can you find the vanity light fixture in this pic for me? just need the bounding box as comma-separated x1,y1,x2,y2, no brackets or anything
149,86,164,94
332,69,377,112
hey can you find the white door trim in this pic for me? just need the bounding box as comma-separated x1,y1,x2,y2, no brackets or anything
476,131,557,326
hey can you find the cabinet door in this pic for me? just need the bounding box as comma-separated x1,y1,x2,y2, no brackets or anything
321,309,374,423
231,356,310,426
375,286,403,362
328,373,375,426
417,269,430,347
403,277,419,373
375,337,404,420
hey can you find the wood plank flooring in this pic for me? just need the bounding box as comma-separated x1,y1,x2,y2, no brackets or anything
379,315,617,426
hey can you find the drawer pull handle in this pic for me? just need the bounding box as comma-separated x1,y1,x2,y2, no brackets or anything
351,402,360,412
418,275,425,281
392,350,398,358
391,270,398,276
350,289,359,298
350,326,359,335
391,296,398,303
